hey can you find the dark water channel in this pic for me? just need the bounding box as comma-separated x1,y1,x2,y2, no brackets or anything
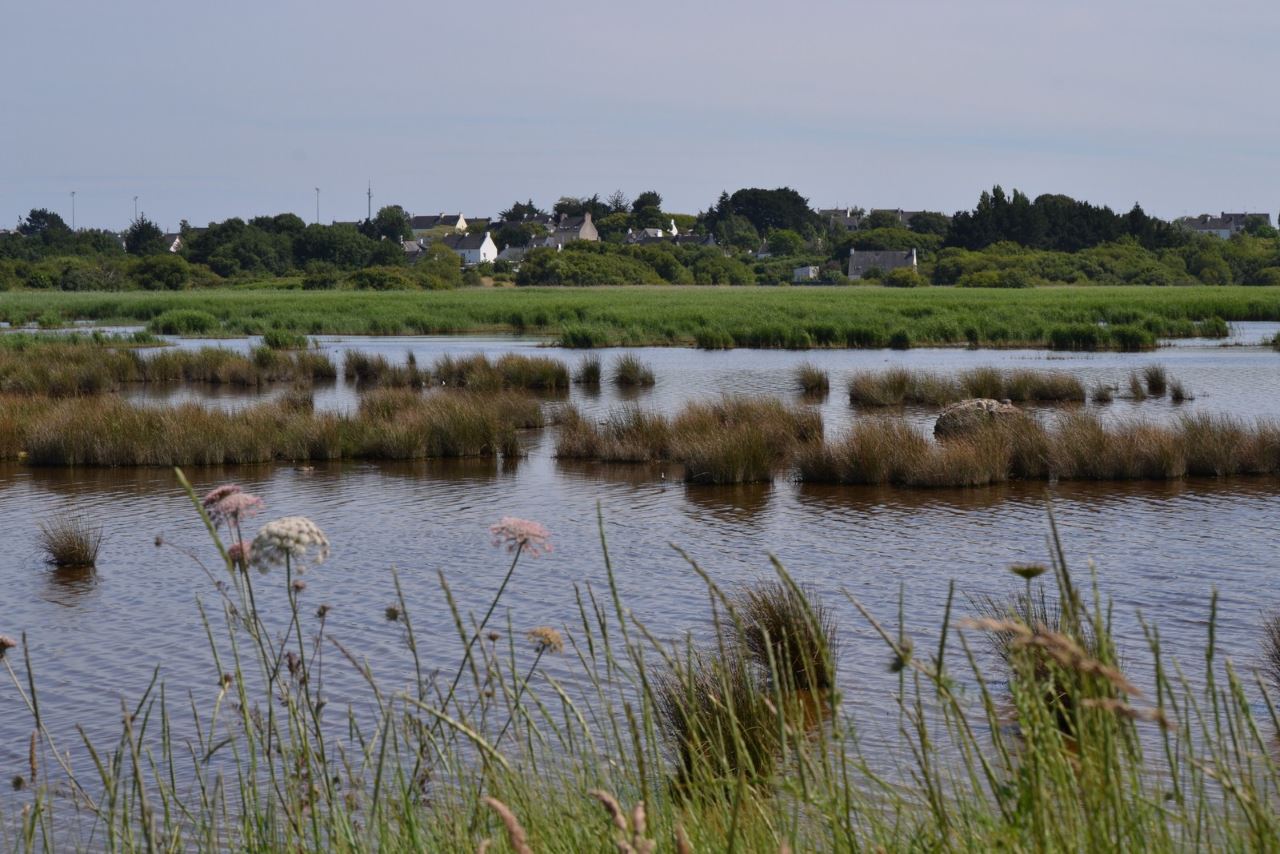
3,327,1280,810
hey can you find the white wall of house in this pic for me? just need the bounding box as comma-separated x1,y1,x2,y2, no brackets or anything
459,232,498,265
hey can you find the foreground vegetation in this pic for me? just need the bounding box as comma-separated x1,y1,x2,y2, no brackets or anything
0,286,1273,349
5,485,1280,850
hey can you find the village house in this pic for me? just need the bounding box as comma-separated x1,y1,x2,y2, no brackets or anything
409,213,467,238
160,233,183,253
848,247,918,279
792,265,821,283
817,207,863,231
1176,212,1273,239
442,231,498,266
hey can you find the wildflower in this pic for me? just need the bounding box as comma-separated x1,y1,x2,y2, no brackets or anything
291,579,307,593
527,626,564,654
0,634,17,659
316,604,331,619
487,630,501,643
384,605,401,622
203,485,264,530
250,516,329,573
227,540,251,568
490,517,552,557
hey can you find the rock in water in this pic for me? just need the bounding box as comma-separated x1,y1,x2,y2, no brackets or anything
934,398,1020,439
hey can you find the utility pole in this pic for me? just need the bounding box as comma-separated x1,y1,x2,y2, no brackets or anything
367,181,372,221
133,196,139,221
70,191,76,230
315,187,320,225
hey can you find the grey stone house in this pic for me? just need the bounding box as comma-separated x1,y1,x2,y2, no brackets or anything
848,248,918,279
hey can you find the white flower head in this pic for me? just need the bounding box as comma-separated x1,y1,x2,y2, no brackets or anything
250,516,330,573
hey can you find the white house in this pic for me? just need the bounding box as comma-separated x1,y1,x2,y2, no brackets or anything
442,231,498,266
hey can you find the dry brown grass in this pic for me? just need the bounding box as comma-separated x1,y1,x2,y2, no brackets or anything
38,515,104,567
848,367,1085,407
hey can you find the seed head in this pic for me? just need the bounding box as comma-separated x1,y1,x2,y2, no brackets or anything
1010,563,1048,581
489,517,552,557
384,605,401,622
0,635,17,659
527,626,564,654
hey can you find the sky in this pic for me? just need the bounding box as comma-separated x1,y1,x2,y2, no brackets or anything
2,0,1278,232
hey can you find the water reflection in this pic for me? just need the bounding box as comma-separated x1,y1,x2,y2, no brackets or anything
683,482,774,522
44,564,99,603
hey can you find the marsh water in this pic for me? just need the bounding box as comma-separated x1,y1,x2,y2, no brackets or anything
3,325,1280,795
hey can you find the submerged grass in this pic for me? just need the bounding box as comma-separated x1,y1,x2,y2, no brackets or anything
6,484,1280,850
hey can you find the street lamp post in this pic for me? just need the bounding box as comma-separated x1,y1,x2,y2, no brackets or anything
315,187,320,225
70,191,76,231
133,196,138,221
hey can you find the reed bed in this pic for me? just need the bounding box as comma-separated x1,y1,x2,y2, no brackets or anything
799,410,1280,486
847,366,1086,406
556,396,822,483
1142,364,1168,396
794,362,829,394
1,390,540,466
611,354,656,387
37,515,104,567
0,340,335,396
343,351,570,391
7,484,1280,850
573,355,602,385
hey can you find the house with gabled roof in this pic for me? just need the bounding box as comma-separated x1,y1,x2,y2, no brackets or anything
848,248,917,279
409,213,467,238
441,231,497,266
1176,212,1273,239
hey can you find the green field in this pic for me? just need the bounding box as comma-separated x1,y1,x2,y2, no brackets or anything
3,285,1279,349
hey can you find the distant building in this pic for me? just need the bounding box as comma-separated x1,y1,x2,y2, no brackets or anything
869,209,950,230
409,213,467,238
402,239,425,260
848,248,917,279
441,231,498,265
625,227,666,244
817,207,863,231
160,233,183,253
552,212,598,244
792,265,821,283
1176,212,1273,239
671,233,717,248
496,245,529,265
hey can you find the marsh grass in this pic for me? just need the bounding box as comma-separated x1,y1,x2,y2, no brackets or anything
9,486,1280,850
794,362,829,395
799,411,1280,487
1170,380,1191,402
848,367,1085,406
261,329,310,350
7,390,539,466
37,515,104,567
736,580,836,692
573,355,602,385
1128,372,1148,400
433,353,570,392
0,340,335,395
1143,364,1168,396
612,354,656,387
1091,383,1115,403
1265,613,1280,692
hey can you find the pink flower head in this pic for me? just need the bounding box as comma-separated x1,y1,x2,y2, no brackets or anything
490,517,552,557
202,485,264,530
227,540,252,567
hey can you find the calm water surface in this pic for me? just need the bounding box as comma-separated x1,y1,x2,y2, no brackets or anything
3,329,1280,808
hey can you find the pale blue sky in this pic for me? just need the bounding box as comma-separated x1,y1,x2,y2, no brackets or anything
3,0,1277,231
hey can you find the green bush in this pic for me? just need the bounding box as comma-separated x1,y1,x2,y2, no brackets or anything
347,266,417,290
147,309,220,335
302,261,342,290
884,267,926,288
132,254,191,291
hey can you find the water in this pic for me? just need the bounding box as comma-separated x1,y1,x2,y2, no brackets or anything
3,328,1280,805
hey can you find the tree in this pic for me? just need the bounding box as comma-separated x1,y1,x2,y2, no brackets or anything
632,190,663,213
18,209,72,244
862,210,903,230
499,199,547,222
1244,215,1278,238
767,229,805,256
124,215,167,255
702,188,819,236
132,254,191,290
606,190,630,213
908,211,951,237
363,205,412,242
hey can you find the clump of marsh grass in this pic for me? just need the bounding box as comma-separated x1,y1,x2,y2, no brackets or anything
1127,372,1147,401
736,580,836,692
654,647,780,794
433,353,569,392
261,329,310,350
847,367,1084,407
344,350,425,388
1091,383,1114,404
612,354,656,387
1170,380,1192,403
1264,613,1280,692
1142,364,1168,397
794,362,829,395
573,356,602,385
38,515,104,567
555,406,671,462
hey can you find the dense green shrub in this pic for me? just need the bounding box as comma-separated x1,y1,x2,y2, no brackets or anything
884,268,927,288
132,254,191,291
348,266,417,290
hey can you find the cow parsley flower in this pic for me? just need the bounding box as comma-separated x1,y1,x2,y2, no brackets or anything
490,517,552,557
250,516,330,573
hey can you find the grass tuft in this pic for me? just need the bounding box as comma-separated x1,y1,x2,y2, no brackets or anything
612,354,656,387
38,515,104,567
